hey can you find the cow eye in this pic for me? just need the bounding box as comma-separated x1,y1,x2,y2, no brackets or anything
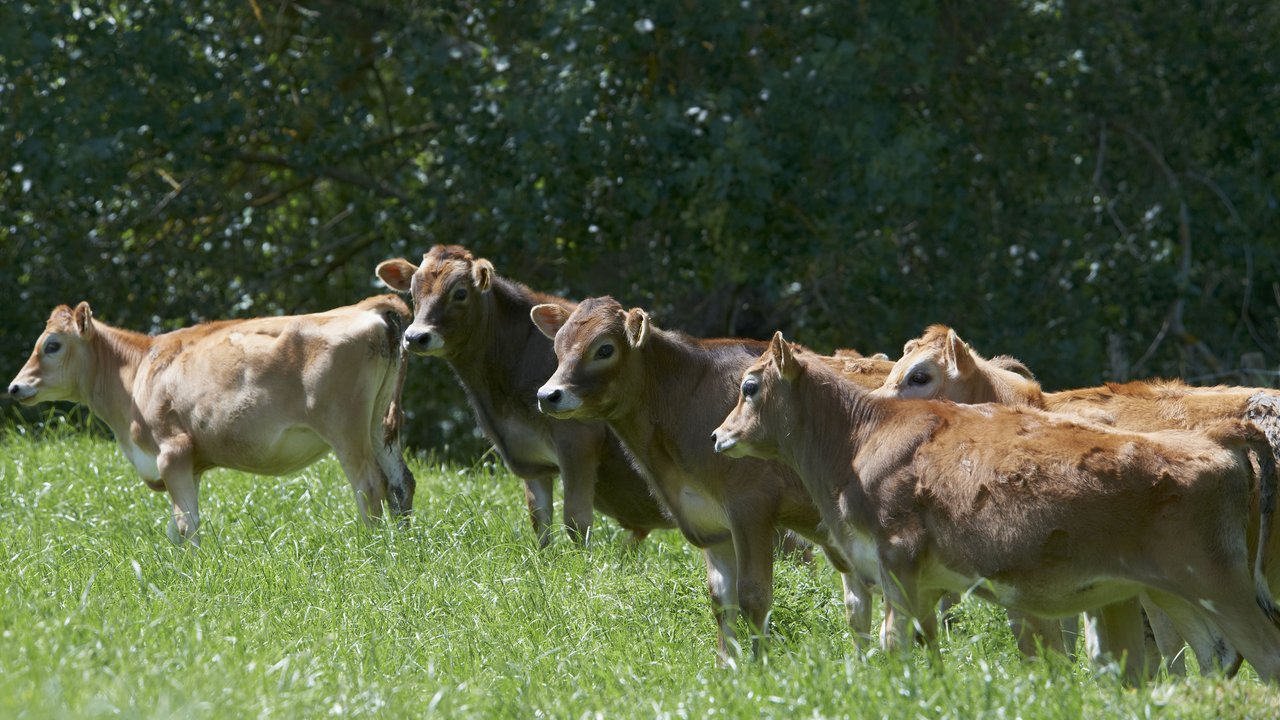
908,370,930,386
742,379,759,398
44,339,62,355
595,343,615,360
452,287,468,302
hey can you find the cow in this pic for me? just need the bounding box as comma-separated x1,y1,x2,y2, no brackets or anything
530,296,885,661
874,324,1280,672
712,332,1280,684
374,245,671,546
6,297,416,544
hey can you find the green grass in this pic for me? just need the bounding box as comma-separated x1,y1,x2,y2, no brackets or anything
2,430,1278,718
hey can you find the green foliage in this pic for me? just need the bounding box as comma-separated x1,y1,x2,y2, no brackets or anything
3,433,1279,718
2,1,1278,451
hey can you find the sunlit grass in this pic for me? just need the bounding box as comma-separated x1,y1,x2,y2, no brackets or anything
1,431,1278,718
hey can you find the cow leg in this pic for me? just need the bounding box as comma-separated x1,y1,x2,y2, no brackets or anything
841,570,875,648
551,430,600,545
1150,580,1280,682
703,541,741,664
1142,598,1189,675
329,439,388,523
814,542,874,648
731,518,776,659
774,529,814,564
321,416,402,524
522,475,555,548
1145,589,1252,677
1083,599,1149,685
1200,596,1280,682
936,593,961,632
1008,610,1068,659
915,589,947,659
159,448,200,546
877,558,923,656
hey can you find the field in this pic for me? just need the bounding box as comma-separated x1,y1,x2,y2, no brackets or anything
2,428,1278,719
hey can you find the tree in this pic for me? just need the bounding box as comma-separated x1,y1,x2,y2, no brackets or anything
3,1,1277,450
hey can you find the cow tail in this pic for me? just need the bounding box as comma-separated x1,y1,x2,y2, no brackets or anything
376,299,416,521
1245,393,1280,626
379,298,411,446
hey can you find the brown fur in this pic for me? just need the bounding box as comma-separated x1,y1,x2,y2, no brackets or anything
531,297,881,660
7,296,417,543
376,246,670,546
713,334,1280,682
876,324,1280,675
881,325,1280,599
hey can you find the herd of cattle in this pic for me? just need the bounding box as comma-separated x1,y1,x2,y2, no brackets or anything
8,243,1280,685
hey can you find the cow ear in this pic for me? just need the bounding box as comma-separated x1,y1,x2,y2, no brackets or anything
624,308,650,348
530,304,570,340
472,259,494,292
901,338,919,357
375,258,418,292
945,329,977,377
73,302,95,338
770,331,797,380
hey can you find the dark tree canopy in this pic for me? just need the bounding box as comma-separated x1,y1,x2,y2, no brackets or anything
3,1,1278,452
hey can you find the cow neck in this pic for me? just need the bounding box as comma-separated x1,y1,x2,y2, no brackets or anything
445,278,534,398
784,359,885,511
85,323,154,439
607,328,706,456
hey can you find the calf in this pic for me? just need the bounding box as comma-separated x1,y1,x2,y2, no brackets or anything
375,246,670,546
876,325,1280,671
531,297,882,660
713,333,1280,682
7,297,416,543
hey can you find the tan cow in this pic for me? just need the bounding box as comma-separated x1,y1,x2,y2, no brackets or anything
531,296,884,661
712,333,1280,682
875,324,1280,672
375,246,671,546
7,297,416,544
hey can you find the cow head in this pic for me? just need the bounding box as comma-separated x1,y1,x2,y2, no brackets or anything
375,244,495,358
712,331,797,460
8,302,96,405
871,324,978,401
531,296,647,421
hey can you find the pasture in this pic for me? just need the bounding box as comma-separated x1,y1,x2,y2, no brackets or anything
2,426,1277,719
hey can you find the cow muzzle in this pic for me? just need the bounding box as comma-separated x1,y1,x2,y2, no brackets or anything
711,427,749,457
7,381,37,404
711,428,736,454
536,383,583,417
402,325,445,356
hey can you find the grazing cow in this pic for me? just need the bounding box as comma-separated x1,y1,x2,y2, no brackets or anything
712,333,1280,683
375,245,670,546
531,297,883,660
876,325,1280,671
6,297,417,544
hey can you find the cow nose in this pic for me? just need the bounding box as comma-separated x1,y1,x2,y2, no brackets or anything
7,384,17,397
404,329,432,347
538,387,563,407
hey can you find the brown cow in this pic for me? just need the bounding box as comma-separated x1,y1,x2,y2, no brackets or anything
7,297,416,544
875,324,1280,672
712,333,1280,682
374,246,670,546
531,297,883,660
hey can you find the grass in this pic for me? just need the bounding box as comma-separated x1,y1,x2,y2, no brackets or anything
1,429,1279,718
